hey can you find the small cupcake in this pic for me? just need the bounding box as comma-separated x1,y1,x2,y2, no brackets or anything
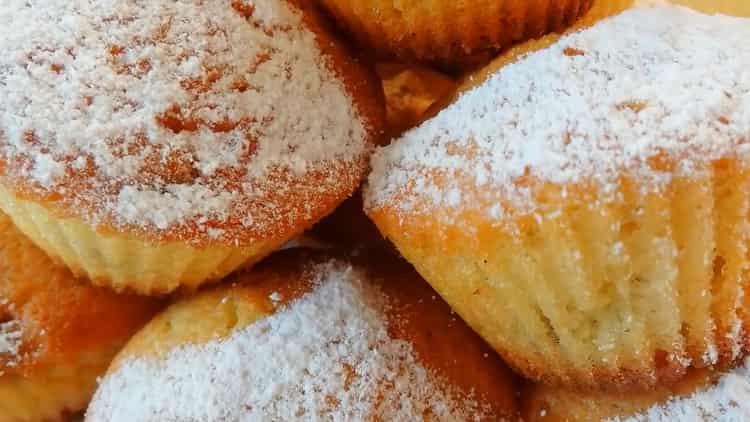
365,4,750,391
0,212,160,421
0,0,384,294
85,250,519,421
316,0,594,64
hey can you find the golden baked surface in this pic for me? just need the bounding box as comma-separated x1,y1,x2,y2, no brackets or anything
318,0,593,63
0,0,384,246
87,250,519,420
0,185,294,295
365,4,750,391
522,367,718,421
0,212,160,420
522,357,750,421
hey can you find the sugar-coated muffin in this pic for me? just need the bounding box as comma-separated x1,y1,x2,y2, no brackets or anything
0,0,384,295
316,0,594,64
86,250,519,421
0,212,160,422
365,4,750,391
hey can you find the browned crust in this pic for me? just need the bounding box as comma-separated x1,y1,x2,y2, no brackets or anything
353,250,520,418
317,0,594,65
0,0,385,248
0,212,162,376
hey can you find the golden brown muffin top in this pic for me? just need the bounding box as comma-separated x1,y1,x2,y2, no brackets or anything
86,250,518,421
0,0,384,246
366,4,750,220
0,212,161,377
318,0,593,66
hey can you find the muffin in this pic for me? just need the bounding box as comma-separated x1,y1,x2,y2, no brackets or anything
85,250,519,421
0,212,160,421
523,359,750,421
316,0,594,65
0,0,384,294
365,4,750,391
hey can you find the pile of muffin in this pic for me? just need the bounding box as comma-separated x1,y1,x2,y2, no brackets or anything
0,0,749,420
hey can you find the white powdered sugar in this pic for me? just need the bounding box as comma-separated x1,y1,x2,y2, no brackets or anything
0,318,22,371
0,320,21,355
0,0,368,237
0,298,21,366
86,262,488,421
612,357,750,422
366,5,750,216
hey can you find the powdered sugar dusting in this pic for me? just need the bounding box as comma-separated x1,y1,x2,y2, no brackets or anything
86,261,489,421
0,0,368,239
612,357,750,421
0,320,21,355
0,318,22,371
366,5,750,216
0,295,22,373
